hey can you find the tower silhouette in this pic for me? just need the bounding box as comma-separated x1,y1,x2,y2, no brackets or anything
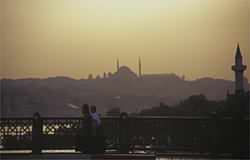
138,57,142,78
232,44,247,93
116,58,120,72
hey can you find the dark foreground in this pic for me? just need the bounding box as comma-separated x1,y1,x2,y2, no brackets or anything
1,115,249,159
1,153,156,160
1,152,249,160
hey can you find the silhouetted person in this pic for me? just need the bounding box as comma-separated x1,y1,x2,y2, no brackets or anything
90,105,104,153
90,105,101,136
77,104,92,153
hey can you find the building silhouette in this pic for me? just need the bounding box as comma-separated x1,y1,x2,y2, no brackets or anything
232,44,247,94
138,57,142,78
114,57,143,78
227,44,249,115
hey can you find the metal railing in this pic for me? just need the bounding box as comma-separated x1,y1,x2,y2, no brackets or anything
0,113,249,158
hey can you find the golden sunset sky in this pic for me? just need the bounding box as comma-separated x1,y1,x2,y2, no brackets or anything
0,0,249,80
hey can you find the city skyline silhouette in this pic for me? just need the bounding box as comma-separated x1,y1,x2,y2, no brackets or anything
0,1,249,159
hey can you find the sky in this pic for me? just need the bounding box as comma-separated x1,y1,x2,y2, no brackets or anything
0,0,249,80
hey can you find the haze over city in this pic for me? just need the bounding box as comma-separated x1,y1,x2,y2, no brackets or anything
1,0,249,80
0,1,250,159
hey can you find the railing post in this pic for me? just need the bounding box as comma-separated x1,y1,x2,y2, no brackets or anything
119,112,129,153
210,113,221,157
32,112,42,154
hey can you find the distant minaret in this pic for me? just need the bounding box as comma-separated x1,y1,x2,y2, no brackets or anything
232,44,247,93
138,57,142,78
116,59,120,72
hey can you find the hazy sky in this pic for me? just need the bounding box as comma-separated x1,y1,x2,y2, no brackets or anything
1,0,249,80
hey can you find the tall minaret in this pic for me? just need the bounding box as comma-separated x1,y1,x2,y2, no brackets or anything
138,57,142,77
116,58,120,72
232,44,247,93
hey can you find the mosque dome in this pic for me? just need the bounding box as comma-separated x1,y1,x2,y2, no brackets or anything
113,66,138,80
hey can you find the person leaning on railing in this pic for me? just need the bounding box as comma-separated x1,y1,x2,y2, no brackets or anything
90,105,104,154
76,104,92,153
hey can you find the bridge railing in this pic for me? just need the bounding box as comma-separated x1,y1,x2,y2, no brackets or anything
0,117,33,150
0,113,249,156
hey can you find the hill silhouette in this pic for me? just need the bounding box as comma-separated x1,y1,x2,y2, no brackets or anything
1,70,249,117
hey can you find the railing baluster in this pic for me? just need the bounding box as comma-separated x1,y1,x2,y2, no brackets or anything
32,112,42,154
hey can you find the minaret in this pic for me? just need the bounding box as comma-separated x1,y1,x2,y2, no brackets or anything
138,57,142,78
116,58,120,72
232,44,247,93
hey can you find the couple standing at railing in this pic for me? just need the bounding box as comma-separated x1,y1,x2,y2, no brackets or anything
76,104,105,154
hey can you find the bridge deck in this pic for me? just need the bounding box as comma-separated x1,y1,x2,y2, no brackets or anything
1,153,156,160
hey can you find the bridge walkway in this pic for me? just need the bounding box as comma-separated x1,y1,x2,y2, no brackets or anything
1,153,156,160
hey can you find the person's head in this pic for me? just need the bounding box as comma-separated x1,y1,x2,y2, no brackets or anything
90,105,97,113
82,104,90,116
